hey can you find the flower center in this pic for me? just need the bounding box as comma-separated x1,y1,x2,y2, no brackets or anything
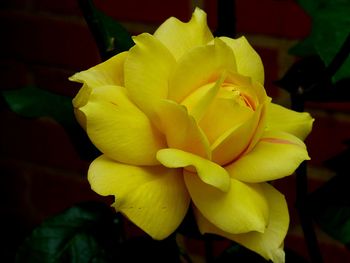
220,83,254,110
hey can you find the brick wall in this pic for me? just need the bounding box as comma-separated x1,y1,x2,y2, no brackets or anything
1,0,350,262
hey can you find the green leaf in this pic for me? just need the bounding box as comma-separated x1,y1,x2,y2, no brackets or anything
1,86,100,160
308,174,350,244
16,202,124,263
2,86,73,125
79,0,134,60
291,0,350,82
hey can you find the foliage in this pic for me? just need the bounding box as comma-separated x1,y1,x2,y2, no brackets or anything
290,0,350,82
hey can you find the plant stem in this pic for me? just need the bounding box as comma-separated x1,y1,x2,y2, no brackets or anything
292,94,323,263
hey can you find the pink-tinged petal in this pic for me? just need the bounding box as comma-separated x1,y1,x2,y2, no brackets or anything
220,36,264,85
266,103,314,140
184,172,268,234
154,7,214,60
157,148,230,192
169,38,236,103
211,102,266,166
124,33,176,117
79,85,167,165
89,155,190,240
195,183,289,263
155,99,210,159
226,130,310,183
70,51,128,88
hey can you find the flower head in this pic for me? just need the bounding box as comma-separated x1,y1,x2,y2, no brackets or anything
70,8,313,263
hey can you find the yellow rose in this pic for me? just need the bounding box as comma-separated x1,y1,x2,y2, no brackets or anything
70,8,313,263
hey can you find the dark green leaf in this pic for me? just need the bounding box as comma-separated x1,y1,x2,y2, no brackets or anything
308,174,350,244
16,202,123,263
78,0,134,60
1,86,100,160
291,0,350,82
2,86,73,126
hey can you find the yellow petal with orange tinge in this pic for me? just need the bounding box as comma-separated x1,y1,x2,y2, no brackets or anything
169,38,237,103
124,33,176,117
220,36,264,85
266,103,314,140
226,130,310,183
154,7,214,60
195,183,289,263
69,51,128,88
157,148,230,192
199,96,254,144
182,73,225,122
80,85,167,166
155,99,210,159
184,171,268,234
88,155,190,240
211,103,265,166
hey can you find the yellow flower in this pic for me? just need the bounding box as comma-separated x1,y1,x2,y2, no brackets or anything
70,8,313,263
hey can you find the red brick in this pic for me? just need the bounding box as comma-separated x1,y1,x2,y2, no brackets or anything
254,46,280,98
31,65,80,97
305,113,350,166
0,0,31,9
32,0,82,16
0,10,101,70
286,229,350,263
205,0,311,39
0,110,88,172
0,158,108,224
306,101,350,113
0,59,32,90
94,0,192,25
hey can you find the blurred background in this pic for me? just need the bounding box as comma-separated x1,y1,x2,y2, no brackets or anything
1,0,350,262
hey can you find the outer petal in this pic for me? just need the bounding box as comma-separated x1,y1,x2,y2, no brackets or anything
220,36,264,85
226,130,310,183
195,183,289,263
169,38,236,103
266,103,314,140
184,172,268,234
154,7,214,60
89,155,190,240
70,51,128,88
124,33,176,117
80,85,167,165
155,99,210,158
157,148,230,192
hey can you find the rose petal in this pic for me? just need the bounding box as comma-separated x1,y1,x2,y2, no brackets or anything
155,99,210,158
169,38,237,103
198,93,254,144
266,103,314,140
195,183,289,263
124,33,176,117
89,155,190,240
185,172,268,234
80,85,167,165
154,7,213,60
157,148,230,192
70,51,128,88
181,73,225,122
220,36,264,85
226,130,310,183
211,103,266,166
